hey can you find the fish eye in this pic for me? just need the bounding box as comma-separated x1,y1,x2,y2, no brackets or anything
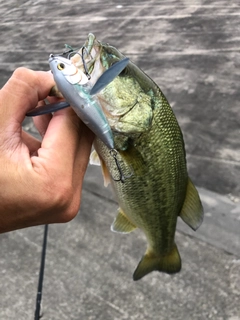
57,63,65,70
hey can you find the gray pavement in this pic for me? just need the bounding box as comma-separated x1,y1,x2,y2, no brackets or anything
0,1,240,319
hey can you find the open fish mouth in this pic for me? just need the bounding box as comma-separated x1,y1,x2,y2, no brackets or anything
71,34,98,68
70,34,105,85
70,33,124,86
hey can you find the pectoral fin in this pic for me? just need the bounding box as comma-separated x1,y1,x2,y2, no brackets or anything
90,150,111,187
180,178,204,231
133,244,181,281
90,150,101,166
111,208,137,234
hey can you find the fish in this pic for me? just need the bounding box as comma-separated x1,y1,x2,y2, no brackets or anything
74,34,204,281
30,34,204,281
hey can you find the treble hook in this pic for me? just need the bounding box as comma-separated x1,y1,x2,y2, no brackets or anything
81,46,91,80
66,46,91,80
109,149,133,183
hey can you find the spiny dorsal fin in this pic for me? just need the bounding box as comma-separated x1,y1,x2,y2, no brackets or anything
180,178,204,231
111,208,137,234
133,244,181,281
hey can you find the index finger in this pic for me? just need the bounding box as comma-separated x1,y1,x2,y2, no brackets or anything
0,68,55,127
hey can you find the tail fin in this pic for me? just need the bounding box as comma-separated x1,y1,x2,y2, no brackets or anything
133,244,181,281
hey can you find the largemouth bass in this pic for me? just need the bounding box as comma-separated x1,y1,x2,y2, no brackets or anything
61,34,204,281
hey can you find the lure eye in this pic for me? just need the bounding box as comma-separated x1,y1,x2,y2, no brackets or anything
57,63,65,70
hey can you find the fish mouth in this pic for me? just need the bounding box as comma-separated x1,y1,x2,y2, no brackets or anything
69,34,131,125
70,33,105,85
70,33,124,86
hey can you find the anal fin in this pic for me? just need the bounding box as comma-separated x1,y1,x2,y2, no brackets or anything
180,178,204,231
133,244,181,281
111,208,136,234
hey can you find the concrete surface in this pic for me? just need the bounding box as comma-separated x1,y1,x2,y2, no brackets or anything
0,1,240,319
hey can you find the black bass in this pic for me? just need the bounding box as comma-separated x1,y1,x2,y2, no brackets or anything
72,34,204,280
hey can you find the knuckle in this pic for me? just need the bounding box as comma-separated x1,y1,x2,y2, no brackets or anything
12,67,40,92
11,68,38,98
13,67,35,81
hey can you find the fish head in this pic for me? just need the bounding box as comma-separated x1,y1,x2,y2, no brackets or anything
71,34,153,136
71,33,127,85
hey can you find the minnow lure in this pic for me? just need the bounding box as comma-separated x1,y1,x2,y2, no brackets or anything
27,55,129,150
49,55,114,149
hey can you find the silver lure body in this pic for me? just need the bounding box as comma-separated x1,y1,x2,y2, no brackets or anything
49,55,114,149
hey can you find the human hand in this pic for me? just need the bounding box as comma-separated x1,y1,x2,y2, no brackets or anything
0,67,94,233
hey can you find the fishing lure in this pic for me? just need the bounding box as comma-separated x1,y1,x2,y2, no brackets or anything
51,54,113,149
27,55,129,150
